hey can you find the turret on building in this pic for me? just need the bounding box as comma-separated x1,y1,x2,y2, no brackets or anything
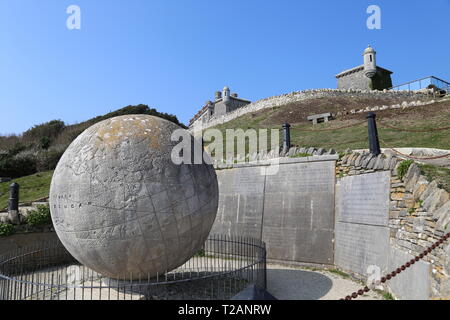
189,86,251,128
336,45,393,91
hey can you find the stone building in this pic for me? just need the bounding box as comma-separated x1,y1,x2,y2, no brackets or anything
336,45,393,91
189,86,251,128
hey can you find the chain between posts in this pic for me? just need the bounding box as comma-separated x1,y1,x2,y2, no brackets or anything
340,232,450,300
377,121,450,133
295,121,366,132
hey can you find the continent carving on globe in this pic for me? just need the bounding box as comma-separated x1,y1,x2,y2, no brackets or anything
49,115,218,279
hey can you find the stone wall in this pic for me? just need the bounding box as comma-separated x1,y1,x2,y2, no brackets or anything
335,171,391,277
211,155,338,265
214,98,250,118
0,231,59,256
336,151,449,299
337,68,392,91
0,200,49,224
0,201,56,257
191,89,431,131
211,146,448,299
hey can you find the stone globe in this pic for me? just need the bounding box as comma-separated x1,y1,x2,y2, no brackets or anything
49,115,218,279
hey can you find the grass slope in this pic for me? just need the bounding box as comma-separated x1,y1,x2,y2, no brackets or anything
0,171,53,210
419,164,450,192
1,97,448,207
210,98,450,152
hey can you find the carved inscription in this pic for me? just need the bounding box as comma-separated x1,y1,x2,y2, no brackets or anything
335,222,390,276
336,171,390,226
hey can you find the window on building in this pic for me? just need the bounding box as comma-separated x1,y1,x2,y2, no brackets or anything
370,55,373,62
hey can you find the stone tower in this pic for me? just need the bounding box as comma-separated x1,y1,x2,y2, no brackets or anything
188,86,252,127
336,45,393,91
222,86,231,103
363,45,377,78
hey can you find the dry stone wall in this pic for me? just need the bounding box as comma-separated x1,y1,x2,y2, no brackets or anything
336,151,449,299
213,146,449,299
193,89,432,131
212,146,337,169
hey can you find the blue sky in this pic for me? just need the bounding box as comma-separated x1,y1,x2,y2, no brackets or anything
0,0,449,134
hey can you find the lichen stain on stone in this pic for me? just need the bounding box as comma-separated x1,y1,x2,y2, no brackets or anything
93,116,163,151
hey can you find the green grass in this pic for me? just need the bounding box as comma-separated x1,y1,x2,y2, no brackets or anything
328,268,350,279
419,164,450,193
25,204,51,226
0,171,53,210
208,100,450,154
0,223,14,237
397,160,414,181
298,266,320,272
195,248,206,257
374,289,395,300
290,153,312,158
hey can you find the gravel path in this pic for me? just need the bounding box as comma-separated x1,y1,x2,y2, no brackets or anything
266,263,384,300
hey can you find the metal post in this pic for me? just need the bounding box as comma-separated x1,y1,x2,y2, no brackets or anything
8,183,20,225
367,113,381,156
8,183,19,211
282,123,291,151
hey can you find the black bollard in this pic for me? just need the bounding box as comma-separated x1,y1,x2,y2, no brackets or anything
8,183,19,212
282,123,291,151
8,182,20,225
367,112,381,156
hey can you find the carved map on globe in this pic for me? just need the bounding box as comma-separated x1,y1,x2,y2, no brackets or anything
49,115,218,279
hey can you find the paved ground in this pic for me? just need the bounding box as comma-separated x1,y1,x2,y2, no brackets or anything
266,263,384,300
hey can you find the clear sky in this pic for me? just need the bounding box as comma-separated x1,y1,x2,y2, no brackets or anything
0,0,449,134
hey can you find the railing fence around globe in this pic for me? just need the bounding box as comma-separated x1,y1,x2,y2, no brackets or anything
0,235,267,300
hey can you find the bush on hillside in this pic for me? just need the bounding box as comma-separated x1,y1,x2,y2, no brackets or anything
0,105,185,179
23,120,66,143
0,134,22,152
86,104,186,128
36,148,65,172
0,153,37,178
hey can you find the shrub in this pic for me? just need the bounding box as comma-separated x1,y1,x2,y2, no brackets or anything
8,143,27,156
0,223,14,237
195,248,206,257
23,120,65,143
36,148,65,172
0,153,37,178
397,160,414,181
25,205,51,226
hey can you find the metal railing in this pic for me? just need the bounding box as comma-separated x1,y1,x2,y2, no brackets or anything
389,76,450,93
0,235,267,300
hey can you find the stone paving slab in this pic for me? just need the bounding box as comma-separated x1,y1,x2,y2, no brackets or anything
266,263,384,300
